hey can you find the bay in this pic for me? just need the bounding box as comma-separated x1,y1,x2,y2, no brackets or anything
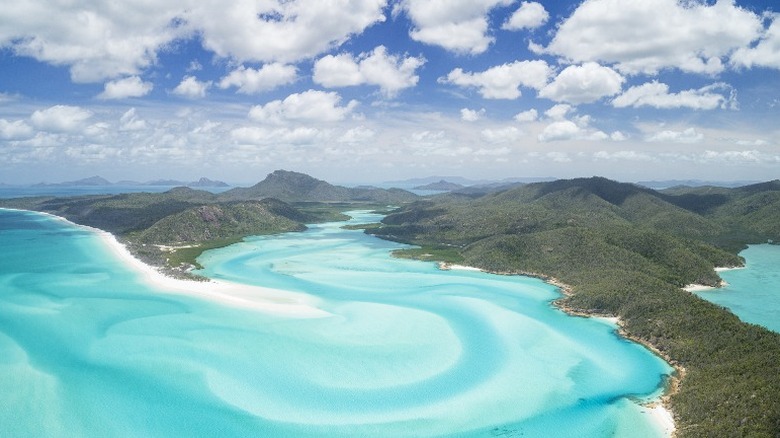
0,208,673,437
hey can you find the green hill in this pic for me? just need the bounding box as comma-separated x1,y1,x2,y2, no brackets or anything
220,169,418,203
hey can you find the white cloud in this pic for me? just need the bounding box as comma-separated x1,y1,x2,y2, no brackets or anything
172,76,211,99
646,127,704,144
191,0,387,64
338,126,376,144
98,76,153,100
461,108,485,122
231,126,327,146
0,119,34,140
0,1,386,82
397,0,513,54
537,106,610,142
218,64,297,94
502,2,548,30
313,46,425,98
481,126,523,143
613,81,735,110
119,108,147,131
0,2,186,82
544,0,763,75
539,63,624,104
544,104,572,121
30,105,92,132
514,109,538,123
538,120,582,142
731,15,780,69
594,150,652,161
248,90,358,124
441,60,553,99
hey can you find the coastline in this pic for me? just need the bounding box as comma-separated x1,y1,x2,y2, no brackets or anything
4,208,330,318
439,262,678,437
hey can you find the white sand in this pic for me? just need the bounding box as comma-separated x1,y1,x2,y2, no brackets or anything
439,263,484,272
683,283,716,292
646,404,676,437
95,231,331,318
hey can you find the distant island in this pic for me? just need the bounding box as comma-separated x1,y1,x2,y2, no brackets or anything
29,175,230,188
2,170,779,437
412,179,465,191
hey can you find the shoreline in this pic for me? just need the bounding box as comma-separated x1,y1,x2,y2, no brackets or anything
5,208,330,318
439,261,678,437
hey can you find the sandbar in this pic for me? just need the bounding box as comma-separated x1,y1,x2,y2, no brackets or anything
2,208,330,318
96,230,331,318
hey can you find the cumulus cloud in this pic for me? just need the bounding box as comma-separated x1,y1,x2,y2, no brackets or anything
248,90,358,124
0,119,34,140
514,109,538,122
461,108,485,122
192,0,387,64
441,60,553,99
544,104,573,120
544,0,763,75
30,105,92,132
218,63,297,94
313,46,425,97
502,1,548,30
646,127,704,143
396,0,513,54
731,15,780,69
538,120,582,142
613,81,735,110
97,76,153,100
537,105,612,142
172,76,211,99
539,63,624,104
0,1,386,82
0,2,186,82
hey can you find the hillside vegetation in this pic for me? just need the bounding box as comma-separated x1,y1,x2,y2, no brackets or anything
1,170,412,276
371,176,780,437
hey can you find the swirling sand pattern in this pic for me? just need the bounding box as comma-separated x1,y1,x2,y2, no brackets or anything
0,209,672,437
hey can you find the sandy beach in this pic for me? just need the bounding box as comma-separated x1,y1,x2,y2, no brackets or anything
96,230,331,318
3,208,332,318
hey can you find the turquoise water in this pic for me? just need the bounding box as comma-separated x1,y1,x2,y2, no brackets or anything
0,208,672,437
695,244,780,333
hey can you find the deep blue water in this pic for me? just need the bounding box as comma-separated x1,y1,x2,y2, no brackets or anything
0,208,674,437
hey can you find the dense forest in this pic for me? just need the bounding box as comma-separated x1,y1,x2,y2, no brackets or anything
2,172,779,436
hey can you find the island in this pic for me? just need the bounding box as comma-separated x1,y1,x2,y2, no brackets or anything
2,171,779,437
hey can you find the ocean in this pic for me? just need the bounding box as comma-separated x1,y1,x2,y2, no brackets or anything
0,207,674,437
695,244,780,333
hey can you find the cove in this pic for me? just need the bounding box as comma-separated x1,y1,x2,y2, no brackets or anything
695,244,780,333
0,208,672,437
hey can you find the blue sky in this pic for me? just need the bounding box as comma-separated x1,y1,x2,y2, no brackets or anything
1,0,779,185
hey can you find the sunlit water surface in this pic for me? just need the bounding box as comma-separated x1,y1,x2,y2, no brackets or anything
695,244,780,333
0,209,673,437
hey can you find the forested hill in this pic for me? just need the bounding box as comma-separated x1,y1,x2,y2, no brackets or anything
219,169,418,203
369,176,780,437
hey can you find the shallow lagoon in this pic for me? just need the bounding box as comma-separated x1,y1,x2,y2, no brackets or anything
695,244,780,333
0,209,672,437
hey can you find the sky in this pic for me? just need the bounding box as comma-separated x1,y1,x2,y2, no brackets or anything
1,0,779,185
